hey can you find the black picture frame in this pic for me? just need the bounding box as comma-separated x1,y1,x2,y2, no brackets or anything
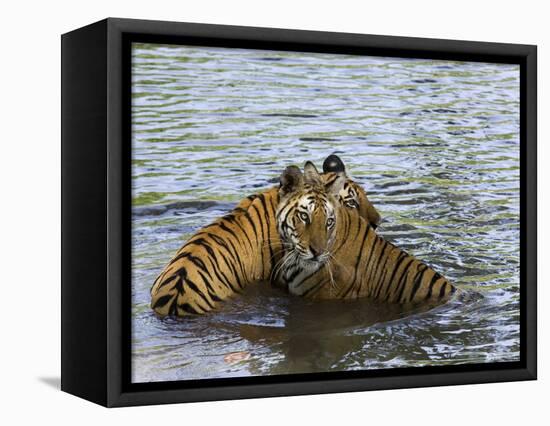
61,17,537,407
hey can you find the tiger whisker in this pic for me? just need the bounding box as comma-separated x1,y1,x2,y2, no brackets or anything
267,248,288,265
325,259,337,296
270,249,296,285
281,250,298,273
252,242,285,280
328,252,351,275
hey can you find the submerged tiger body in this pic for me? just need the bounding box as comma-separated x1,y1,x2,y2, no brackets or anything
273,162,456,304
150,155,381,317
150,190,280,316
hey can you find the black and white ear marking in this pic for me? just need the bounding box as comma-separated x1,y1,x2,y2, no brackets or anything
279,165,304,196
325,172,346,197
323,154,346,173
303,161,322,186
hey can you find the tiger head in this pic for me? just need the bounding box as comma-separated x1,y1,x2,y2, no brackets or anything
322,154,381,229
276,161,346,266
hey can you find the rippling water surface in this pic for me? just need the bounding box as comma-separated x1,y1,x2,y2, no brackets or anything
131,43,520,383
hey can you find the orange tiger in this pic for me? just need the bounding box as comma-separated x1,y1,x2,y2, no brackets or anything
273,161,455,304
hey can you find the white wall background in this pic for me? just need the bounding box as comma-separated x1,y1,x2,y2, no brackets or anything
0,0,546,423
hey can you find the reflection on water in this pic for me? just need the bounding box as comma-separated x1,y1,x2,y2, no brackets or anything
131,43,520,383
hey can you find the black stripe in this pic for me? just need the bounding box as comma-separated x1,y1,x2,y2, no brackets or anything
151,294,174,310
439,281,448,299
267,193,284,264
208,256,240,293
225,235,249,285
179,303,199,315
154,269,170,288
373,267,389,300
197,270,222,302
168,249,188,266
425,272,442,300
286,264,303,283
169,255,214,295
187,238,214,257
222,217,254,252
369,239,391,296
251,204,267,278
188,239,240,293
280,203,295,230
258,193,275,273
168,297,178,316
393,258,416,303
208,233,246,286
358,234,381,297
169,252,213,283
210,236,245,290
219,231,248,280
242,211,258,240
172,267,187,294
219,221,241,244
186,239,241,290
373,238,390,276
334,208,351,253
154,274,179,291
379,252,408,300
173,275,185,295
408,264,429,302
342,223,371,298
187,254,212,279
184,276,215,309
190,297,209,313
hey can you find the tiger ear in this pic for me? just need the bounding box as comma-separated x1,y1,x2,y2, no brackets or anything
325,172,346,197
279,165,304,196
322,154,346,173
303,161,322,186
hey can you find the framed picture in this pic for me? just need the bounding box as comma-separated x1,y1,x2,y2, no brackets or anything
61,18,537,407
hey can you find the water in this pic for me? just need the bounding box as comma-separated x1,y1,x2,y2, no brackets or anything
131,43,520,383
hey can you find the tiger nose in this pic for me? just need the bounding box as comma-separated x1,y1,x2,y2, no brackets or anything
310,246,322,258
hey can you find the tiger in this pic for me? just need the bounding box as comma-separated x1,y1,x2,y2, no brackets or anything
273,161,456,304
150,155,381,317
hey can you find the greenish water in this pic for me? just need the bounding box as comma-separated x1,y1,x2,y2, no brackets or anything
131,43,520,383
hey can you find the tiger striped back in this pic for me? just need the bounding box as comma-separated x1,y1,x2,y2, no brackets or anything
150,190,281,316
